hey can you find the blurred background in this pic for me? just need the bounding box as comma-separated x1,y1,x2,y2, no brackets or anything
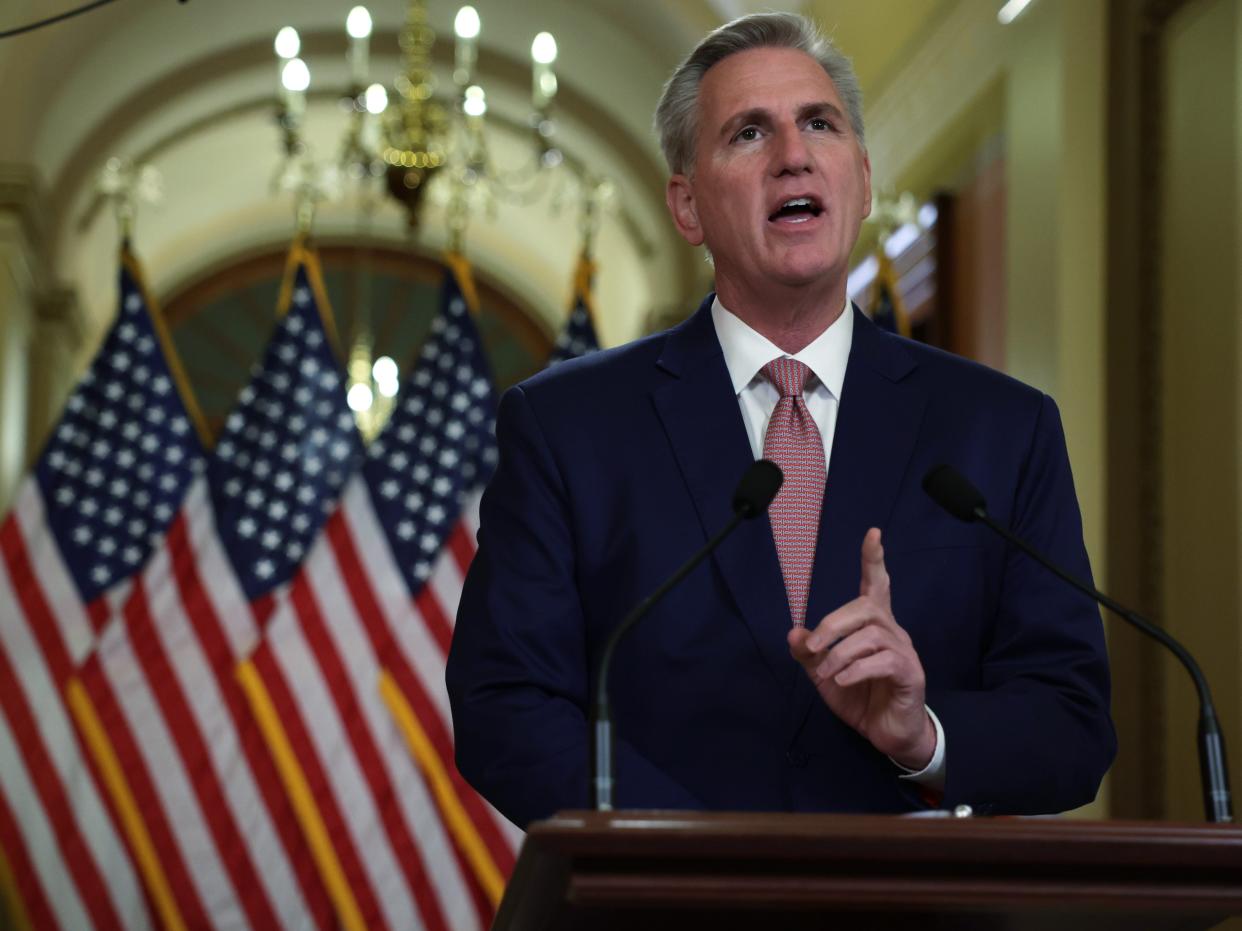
0,0,1237,852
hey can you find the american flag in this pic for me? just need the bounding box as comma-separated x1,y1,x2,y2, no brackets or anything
547,252,602,366
869,251,912,338
68,242,360,930
0,250,204,930
239,255,520,931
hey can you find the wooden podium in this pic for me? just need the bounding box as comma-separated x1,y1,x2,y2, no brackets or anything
492,811,1242,930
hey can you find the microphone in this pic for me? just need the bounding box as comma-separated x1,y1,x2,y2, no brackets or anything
923,464,1233,823
591,459,782,811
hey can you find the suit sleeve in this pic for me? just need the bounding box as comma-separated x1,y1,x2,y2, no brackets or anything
930,394,1117,814
446,384,703,828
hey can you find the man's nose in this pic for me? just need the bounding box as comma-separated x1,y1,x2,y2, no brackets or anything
771,125,813,175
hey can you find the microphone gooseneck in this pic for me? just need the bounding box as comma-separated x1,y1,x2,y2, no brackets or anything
922,464,1233,824
591,459,782,811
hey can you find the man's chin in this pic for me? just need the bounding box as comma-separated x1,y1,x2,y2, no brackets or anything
767,260,841,293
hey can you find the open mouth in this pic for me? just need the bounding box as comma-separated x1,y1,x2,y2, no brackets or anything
768,196,823,223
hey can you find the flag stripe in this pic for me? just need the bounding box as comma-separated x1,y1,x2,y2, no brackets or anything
0,651,100,930
72,662,210,929
155,502,332,929
12,485,95,666
378,669,504,905
330,492,518,875
0,799,38,931
65,678,191,931
120,573,282,929
0,712,77,931
426,528,468,647
242,648,385,931
413,585,454,658
338,504,455,726
300,511,483,929
385,653,516,879
172,498,334,928
288,575,453,931
173,484,260,661
259,613,418,931
0,535,138,931
2,506,74,687
85,619,244,920
87,598,111,637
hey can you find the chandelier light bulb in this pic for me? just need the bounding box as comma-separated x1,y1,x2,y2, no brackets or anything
282,58,311,92
364,83,389,114
463,85,487,117
274,26,300,59
531,32,557,65
347,382,374,412
346,6,373,39
454,6,481,40
372,355,399,385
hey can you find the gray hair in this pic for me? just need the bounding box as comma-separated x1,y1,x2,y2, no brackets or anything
654,12,865,176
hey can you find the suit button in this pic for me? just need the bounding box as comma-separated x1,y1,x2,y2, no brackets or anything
786,749,809,768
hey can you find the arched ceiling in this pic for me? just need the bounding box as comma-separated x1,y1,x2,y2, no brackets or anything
0,0,951,355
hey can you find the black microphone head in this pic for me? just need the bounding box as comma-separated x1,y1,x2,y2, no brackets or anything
922,465,987,522
733,460,783,518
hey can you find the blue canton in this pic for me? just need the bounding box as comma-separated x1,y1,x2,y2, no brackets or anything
35,261,205,601
546,296,601,367
871,270,905,336
363,267,497,592
209,265,364,600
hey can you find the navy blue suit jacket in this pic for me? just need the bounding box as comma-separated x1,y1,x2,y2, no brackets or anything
447,298,1115,829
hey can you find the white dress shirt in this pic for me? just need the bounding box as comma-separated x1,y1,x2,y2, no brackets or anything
710,296,946,791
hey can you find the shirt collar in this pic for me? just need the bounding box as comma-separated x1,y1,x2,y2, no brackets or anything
711,294,853,399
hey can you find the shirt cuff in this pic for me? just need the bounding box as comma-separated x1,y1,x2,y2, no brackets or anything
892,705,945,792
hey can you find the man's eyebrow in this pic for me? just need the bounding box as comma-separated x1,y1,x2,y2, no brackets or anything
798,101,846,123
720,107,771,137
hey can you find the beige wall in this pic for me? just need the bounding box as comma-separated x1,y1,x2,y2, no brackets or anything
1160,0,1242,822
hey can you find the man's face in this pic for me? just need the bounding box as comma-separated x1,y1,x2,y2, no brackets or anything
666,46,872,304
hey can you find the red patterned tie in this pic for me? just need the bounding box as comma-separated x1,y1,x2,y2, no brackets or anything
761,357,826,626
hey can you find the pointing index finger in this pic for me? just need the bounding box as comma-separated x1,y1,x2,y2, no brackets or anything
859,527,890,608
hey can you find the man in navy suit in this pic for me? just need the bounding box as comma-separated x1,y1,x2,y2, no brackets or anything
446,12,1115,829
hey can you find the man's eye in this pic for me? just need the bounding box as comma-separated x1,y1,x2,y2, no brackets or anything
809,117,832,131
733,126,760,142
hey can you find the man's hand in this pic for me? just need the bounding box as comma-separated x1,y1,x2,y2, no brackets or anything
787,528,936,769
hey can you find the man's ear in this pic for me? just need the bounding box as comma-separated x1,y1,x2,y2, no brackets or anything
861,148,873,220
665,175,704,246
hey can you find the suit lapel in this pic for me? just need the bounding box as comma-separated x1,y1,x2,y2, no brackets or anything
652,299,791,687
789,308,928,738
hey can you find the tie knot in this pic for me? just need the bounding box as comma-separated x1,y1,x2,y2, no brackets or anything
762,357,813,399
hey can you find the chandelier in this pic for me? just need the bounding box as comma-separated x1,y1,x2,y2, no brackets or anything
272,0,564,237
